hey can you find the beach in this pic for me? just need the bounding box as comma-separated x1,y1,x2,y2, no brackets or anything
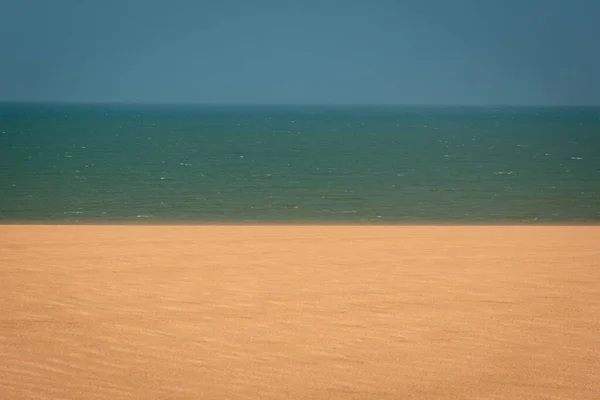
1,225,599,399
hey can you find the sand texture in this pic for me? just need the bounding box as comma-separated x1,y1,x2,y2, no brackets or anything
1,225,599,399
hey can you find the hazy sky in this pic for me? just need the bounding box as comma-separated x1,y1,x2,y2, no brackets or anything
1,0,599,105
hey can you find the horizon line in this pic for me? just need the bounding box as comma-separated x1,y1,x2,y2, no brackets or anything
1,101,600,108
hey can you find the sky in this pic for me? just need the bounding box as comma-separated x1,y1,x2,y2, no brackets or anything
1,0,599,105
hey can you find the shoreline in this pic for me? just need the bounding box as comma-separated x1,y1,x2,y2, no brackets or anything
2,221,600,226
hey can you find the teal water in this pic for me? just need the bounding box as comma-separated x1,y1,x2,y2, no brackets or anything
1,103,599,224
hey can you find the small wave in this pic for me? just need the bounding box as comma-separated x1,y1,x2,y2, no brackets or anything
571,157,583,160
494,171,514,176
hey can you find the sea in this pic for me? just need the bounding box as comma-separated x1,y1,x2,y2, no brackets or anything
1,103,598,224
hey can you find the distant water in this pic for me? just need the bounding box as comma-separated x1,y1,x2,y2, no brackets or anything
1,103,599,224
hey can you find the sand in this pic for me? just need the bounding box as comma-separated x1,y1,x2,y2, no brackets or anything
1,225,599,399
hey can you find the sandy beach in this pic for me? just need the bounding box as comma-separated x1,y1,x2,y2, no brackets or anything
1,225,599,399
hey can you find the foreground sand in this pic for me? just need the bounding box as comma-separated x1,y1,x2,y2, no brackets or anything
1,225,599,399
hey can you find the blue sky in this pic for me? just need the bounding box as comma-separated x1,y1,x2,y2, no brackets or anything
1,0,599,105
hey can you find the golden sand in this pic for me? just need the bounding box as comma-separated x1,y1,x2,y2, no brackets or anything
1,225,599,399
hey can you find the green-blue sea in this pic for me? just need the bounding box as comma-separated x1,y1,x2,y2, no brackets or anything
1,103,599,224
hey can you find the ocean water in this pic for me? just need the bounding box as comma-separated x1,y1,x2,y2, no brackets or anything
1,103,599,224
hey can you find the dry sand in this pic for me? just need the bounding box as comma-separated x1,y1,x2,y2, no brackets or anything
1,225,599,399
